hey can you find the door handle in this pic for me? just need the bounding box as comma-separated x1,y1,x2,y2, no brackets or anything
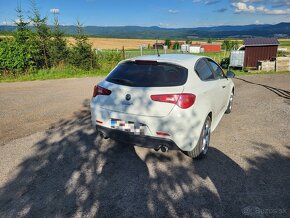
222,86,226,88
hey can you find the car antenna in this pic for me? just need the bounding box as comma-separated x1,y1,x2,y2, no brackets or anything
156,38,160,57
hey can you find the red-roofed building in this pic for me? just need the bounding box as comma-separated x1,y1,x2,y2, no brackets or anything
200,44,221,53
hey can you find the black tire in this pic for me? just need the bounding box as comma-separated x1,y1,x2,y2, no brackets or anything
184,115,211,159
225,90,234,114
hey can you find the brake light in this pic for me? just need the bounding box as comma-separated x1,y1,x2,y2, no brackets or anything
156,131,171,136
151,93,196,109
96,120,103,124
135,60,158,65
93,85,111,97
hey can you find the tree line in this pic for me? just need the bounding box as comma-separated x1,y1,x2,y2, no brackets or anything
0,4,102,75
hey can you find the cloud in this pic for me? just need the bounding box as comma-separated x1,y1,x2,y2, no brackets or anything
50,8,60,14
232,2,290,15
215,8,228,12
204,0,219,5
193,0,219,5
231,0,290,8
2,20,17,25
239,0,263,2
168,9,179,14
158,23,170,27
256,6,290,15
232,2,255,13
272,0,290,8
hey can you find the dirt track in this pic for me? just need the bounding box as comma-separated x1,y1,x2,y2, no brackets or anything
0,74,290,217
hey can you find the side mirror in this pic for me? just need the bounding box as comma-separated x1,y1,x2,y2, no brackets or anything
226,71,235,78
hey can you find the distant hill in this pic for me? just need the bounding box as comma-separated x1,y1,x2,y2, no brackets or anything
0,22,289,39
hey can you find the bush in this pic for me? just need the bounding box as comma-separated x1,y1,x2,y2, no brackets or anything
97,51,122,64
96,51,122,71
0,34,39,74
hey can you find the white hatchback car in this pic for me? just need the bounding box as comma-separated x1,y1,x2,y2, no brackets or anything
90,54,235,159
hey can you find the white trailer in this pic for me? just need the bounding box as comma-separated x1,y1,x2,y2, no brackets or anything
189,46,201,53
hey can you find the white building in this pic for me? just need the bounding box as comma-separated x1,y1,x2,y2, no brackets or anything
189,45,202,53
181,44,190,53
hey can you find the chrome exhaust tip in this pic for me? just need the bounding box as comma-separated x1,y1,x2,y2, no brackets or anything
160,145,168,153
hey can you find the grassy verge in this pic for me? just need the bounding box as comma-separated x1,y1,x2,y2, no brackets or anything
280,42,290,46
232,70,290,77
0,67,111,82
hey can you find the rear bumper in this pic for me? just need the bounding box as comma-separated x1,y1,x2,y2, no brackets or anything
96,125,180,150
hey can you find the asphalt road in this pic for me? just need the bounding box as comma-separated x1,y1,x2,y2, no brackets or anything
0,74,290,217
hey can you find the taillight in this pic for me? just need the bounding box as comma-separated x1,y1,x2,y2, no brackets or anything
156,131,171,136
151,93,196,109
93,85,111,97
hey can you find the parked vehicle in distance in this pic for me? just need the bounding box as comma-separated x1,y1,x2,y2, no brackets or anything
90,54,235,159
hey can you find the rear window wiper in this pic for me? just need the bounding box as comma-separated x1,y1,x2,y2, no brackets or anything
110,78,134,86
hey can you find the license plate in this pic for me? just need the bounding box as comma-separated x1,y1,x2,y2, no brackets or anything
110,119,145,135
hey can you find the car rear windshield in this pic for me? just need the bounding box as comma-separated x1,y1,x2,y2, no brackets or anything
106,61,188,87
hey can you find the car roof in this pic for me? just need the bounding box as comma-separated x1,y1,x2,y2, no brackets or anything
128,54,204,65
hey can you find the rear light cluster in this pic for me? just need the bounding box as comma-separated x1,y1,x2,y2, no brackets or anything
151,93,196,109
156,131,171,136
93,85,111,97
96,120,103,124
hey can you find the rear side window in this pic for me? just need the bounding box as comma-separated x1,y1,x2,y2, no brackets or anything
106,61,188,87
208,59,225,79
195,59,215,81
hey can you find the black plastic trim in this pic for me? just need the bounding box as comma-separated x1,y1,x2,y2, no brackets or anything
96,125,180,150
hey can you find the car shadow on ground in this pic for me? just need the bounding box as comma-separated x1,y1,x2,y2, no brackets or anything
236,77,290,99
0,100,289,217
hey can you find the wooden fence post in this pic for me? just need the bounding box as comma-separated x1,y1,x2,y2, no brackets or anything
122,46,125,59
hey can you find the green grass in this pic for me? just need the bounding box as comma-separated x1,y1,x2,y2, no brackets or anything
198,52,229,63
232,70,290,77
1,53,290,82
123,49,229,63
0,66,111,82
280,42,290,46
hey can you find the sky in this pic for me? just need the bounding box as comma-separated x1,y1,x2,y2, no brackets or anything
0,0,289,28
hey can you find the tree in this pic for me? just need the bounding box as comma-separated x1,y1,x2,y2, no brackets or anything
164,39,171,49
222,40,240,51
69,21,97,70
230,40,239,50
29,0,51,68
173,41,180,50
49,16,68,67
185,40,192,44
207,38,212,43
222,40,230,51
14,6,31,43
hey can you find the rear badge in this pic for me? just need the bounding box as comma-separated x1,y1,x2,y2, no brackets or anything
125,94,131,101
